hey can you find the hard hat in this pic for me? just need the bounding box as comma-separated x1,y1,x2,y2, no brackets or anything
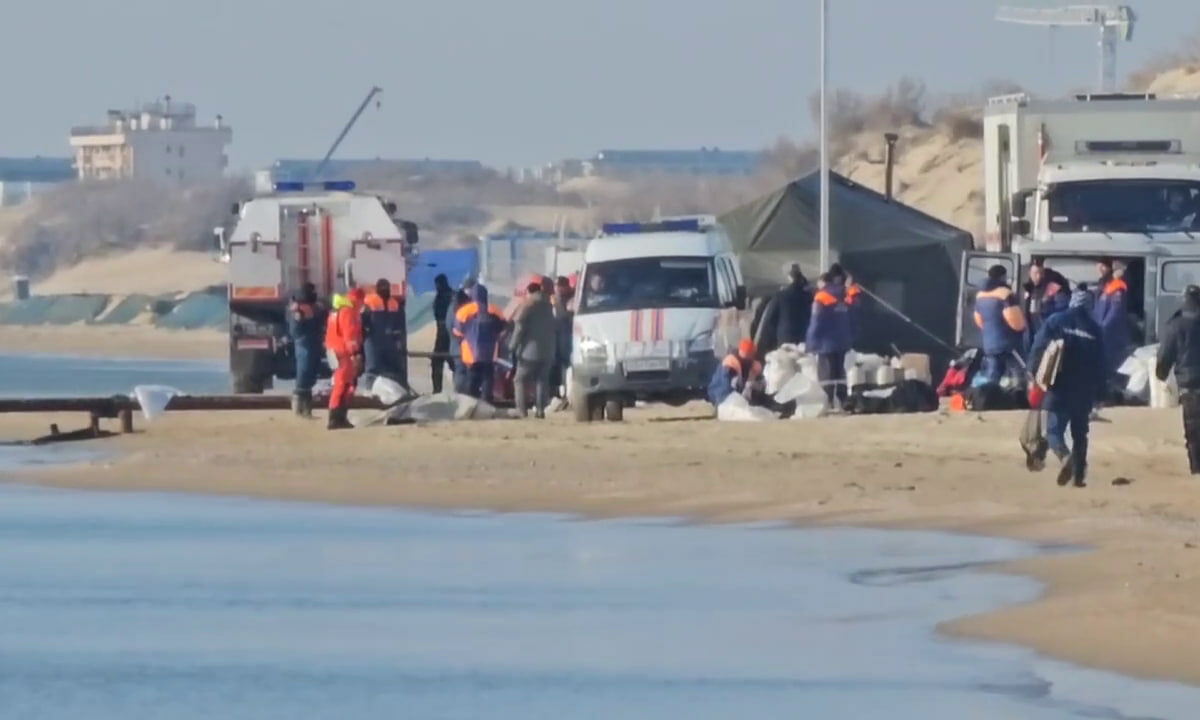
738,338,756,357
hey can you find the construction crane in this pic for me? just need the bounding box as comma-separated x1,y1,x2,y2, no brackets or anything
312,86,383,179
996,5,1136,92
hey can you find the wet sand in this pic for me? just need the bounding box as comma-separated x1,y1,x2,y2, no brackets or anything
1,403,1198,685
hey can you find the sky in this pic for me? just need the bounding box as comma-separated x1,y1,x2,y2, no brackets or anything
2,0,1198,171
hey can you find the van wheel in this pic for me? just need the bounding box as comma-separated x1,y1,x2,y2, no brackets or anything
604,397,624,422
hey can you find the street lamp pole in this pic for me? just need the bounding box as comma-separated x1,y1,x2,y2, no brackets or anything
818,0,830,274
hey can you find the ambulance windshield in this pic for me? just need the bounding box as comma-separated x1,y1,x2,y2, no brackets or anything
1047,180,1200,234
577,257,717,314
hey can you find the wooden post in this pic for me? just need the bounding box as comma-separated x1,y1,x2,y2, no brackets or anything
88,412,100,437
119,408,134,434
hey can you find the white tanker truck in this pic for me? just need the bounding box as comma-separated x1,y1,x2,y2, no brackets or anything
217,180,418,393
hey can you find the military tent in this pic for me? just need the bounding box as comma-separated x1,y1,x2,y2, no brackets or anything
719,170,973,369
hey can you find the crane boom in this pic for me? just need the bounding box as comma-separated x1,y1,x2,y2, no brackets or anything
312,86,383,179
996,5,1136,92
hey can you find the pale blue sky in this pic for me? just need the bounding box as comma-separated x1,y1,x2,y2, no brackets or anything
3,0,1197,170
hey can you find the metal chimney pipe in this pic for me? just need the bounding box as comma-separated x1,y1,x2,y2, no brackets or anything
883,133,899,201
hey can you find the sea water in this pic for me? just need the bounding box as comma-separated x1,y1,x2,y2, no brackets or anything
0,353,227,398
0,474,1196,719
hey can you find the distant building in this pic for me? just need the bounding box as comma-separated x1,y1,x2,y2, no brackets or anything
585,148,764,177
269,158,486,183
0,157,75,206
69,97,231,183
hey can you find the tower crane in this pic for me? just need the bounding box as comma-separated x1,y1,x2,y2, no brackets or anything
996,5,1136,92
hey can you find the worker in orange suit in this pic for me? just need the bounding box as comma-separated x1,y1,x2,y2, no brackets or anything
325,287,365,430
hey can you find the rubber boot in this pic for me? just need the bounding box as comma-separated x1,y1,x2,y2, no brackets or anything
1054,449,1073,487
326,407,353,430
291,394,304,417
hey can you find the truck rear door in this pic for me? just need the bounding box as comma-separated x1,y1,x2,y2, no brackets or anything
345,238,409,297
956,250,1019,349
1155,255,1200,342
229,234,283,303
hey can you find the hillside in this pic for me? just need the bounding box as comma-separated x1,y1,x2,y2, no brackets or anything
834,63,1200,244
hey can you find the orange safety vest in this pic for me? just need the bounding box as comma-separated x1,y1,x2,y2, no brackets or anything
722,353,763,383
325,306,363,356
1103,277,1128,297
363,293,402,312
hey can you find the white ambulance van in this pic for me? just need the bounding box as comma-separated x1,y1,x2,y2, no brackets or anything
570,218,747,422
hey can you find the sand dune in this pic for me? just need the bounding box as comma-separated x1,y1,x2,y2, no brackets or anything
27,247,226,296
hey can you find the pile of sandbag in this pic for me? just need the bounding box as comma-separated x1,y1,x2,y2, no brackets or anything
763,344,827,420
1118,344,1178,407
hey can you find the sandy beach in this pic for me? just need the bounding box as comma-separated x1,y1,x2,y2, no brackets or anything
1,401,1198,685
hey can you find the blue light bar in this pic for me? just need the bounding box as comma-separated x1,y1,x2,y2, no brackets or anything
322,180,356,191
273,181,306,192
602,219,702,235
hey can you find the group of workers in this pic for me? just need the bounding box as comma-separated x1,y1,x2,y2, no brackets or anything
974,258,1129,487
976,255,1200,487
287,278,410,430
287,272,577,429
717,262,861,412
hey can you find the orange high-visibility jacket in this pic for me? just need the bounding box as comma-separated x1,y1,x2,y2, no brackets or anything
325,306,364,357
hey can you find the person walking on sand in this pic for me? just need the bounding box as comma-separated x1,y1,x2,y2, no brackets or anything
1156,284,1200,474
512,280,557,418
325,287,366,430
1027,284,1107,487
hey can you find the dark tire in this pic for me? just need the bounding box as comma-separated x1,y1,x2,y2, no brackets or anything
604,397,624,422
233,374,265,394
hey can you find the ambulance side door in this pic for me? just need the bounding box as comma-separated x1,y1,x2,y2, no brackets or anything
957,251,1019,349
1156,255,1200,343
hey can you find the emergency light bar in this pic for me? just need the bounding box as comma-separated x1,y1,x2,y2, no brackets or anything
601,219,702,235
272,180,357,192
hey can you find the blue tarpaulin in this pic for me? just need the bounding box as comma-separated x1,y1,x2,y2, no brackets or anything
0,295,111,325
407,249,479,295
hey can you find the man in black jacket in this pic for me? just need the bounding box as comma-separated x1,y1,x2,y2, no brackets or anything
752,264,813,358
431,274,454,394
1156,284,1200,474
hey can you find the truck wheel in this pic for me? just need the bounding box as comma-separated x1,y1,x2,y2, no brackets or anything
233,374,265,394
604,397,624,422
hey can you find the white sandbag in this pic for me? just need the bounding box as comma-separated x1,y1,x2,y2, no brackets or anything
371,376,409,406
453,395,500,420
716,393,776,422
132,385,183,421
845,351,887,376
1151,373,1179,409
775,372,824,405
762,349,800,396
790,402,826,420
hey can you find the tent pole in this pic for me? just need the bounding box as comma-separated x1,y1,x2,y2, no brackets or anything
818,0,830,274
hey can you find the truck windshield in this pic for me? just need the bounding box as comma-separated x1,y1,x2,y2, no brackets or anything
1047,180,1200,234
577,257,717,315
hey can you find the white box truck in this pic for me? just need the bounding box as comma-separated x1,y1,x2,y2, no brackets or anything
959,92,1200,351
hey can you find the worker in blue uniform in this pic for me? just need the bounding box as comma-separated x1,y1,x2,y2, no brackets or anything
1028,284,1107,488
287,282,324,417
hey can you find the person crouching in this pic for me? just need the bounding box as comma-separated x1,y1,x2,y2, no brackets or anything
708,339,765,407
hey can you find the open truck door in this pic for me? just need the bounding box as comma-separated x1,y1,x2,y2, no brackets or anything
1156,255,1200,342
345,236,410,297
956,250,1019,350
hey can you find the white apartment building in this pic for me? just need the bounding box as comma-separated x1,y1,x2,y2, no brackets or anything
69,96,231,183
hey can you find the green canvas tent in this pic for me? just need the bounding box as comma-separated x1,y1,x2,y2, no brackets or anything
719,170,973,369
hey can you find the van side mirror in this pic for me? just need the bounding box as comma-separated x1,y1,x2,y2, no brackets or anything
231,202,240,216
734,285,748,310
212,227,226,253
1012,218,1031,236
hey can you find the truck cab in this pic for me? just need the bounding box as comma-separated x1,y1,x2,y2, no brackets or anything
221,180,418,393
569,218,748,421
960,92,1200,358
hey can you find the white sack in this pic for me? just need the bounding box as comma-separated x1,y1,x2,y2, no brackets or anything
132,385,183,421
716,393,776,422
